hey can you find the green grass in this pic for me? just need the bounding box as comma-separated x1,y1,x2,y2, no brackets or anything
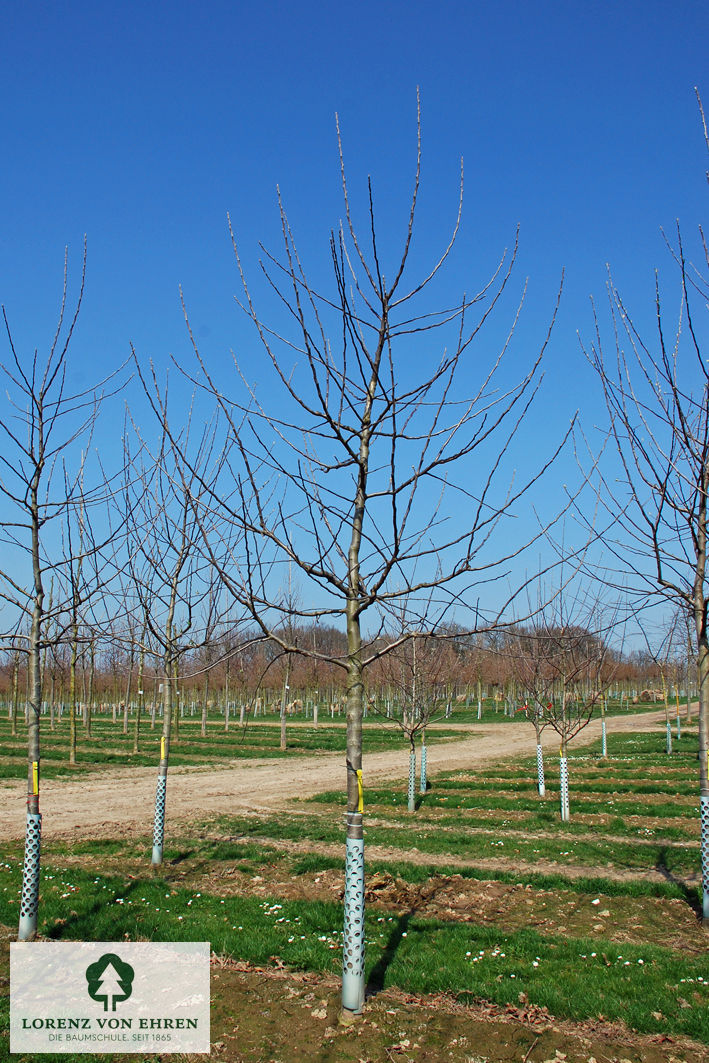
3,710,706,1053
202,809,700,879
0,849,706,1043
0,714,468,778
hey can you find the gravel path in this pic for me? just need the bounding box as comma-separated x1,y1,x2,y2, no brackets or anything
0,710,670,841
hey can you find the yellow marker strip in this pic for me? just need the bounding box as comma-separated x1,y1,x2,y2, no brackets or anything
161,737,166,761
356,769,364,813
32,761,39,795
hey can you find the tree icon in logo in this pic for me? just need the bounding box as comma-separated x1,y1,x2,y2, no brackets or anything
85,953,134,1011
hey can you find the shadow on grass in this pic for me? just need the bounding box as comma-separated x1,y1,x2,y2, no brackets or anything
44,876,145,940
655,845,702,916
366,910,413,997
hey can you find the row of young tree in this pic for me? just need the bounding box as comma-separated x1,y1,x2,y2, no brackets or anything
0,620,692,709
2,93,707,1014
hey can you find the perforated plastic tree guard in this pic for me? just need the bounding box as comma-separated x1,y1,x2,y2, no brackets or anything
701,795,709,921
601,718,607,757
420,743,427,794
152,775,167,865
666,721,672,755
536,744,545,797
407,750,416,812
342,830,365,1013
559,756,570,821
18,813,42,940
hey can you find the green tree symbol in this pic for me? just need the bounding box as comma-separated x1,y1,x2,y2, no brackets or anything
86,953,134,1011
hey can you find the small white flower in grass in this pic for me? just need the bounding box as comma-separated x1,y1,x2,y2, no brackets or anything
532,961,539,967
637,959,644,964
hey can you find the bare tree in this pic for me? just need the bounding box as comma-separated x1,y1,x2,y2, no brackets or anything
373,626,448,812
0,245,124,939
152,97,574,1015
582,90,709,918
119,391,246,865
511,587,620,821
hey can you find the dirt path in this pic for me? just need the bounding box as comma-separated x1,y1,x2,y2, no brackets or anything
0,710,671,841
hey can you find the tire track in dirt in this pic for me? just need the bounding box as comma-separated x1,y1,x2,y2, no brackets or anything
0,709,672,841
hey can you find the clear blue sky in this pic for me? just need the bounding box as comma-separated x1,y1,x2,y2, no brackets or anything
1,0,707,638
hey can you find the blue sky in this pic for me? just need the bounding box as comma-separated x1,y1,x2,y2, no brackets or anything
1,1,707,641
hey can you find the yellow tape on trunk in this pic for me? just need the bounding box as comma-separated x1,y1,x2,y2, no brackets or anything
32,761,39,795
161,737,166,761
356,769,363,813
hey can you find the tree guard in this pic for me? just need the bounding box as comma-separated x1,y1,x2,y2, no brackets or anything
536,743,545,797
420,741,427,795
152,774,167,866
342,815,365,1014
407,749,416,812
559,756,570,821
18,812,42,940
701,795,709,921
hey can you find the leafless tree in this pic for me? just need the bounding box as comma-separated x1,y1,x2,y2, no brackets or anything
1,244,124,939
119,390,248,865
511,585,620,820
582,89,709,918
151,96,575,1015
373,624,448,812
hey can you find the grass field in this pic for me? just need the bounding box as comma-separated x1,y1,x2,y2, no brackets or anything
0,711,468,779
0,695,668,779
1,715,706,1062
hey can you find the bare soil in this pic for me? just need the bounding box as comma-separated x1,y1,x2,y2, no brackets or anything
205,961,709,1063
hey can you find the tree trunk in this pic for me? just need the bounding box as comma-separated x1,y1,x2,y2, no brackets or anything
697,637,709,921
280,656,291,752
19,501,43,941
534,715,546,797
123,656,134,735
152,655,173,866
11,652,19,737
85,642,94,736
69,625,78,766
201,672,209,737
